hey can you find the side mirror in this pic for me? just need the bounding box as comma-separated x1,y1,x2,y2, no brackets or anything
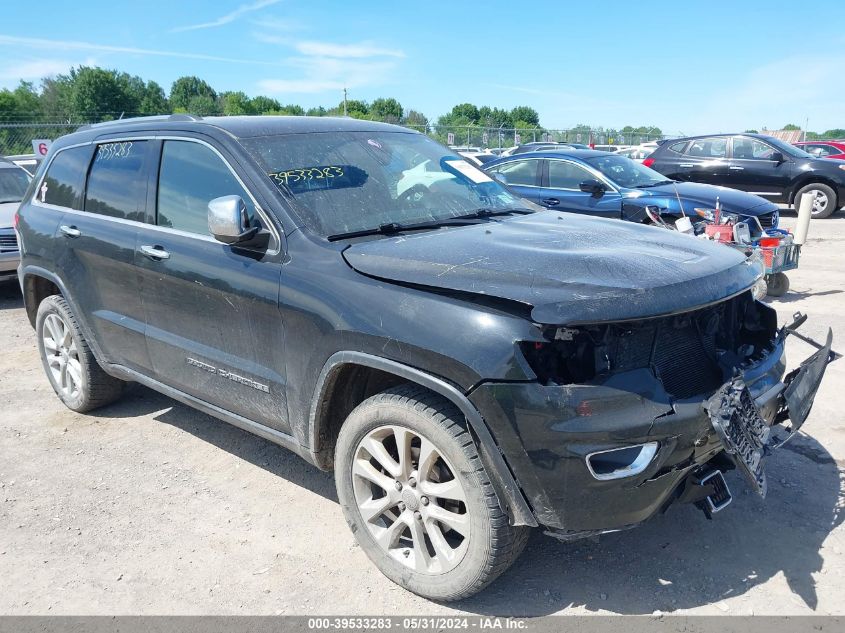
208,195,261,245
770,151,784,163
579,179,605,196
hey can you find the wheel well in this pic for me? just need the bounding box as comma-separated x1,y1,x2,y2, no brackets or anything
790,177,840,205
23,274,61,327
311,364,409,470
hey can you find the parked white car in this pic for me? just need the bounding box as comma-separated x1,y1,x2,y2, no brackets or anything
0,158,30,282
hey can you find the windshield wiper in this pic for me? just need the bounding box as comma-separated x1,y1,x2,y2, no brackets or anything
456,207,535,219
327,217,482,241
634,180,676,189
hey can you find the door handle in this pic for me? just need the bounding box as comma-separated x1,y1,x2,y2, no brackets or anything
729,165,745,171
59,225,81,238
140,245,170,261
542,198,560,206
678,163,694,168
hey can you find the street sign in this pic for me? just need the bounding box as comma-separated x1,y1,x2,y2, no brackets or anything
447,132,455,145
576,133,582,142
32,139,52,156
482,132,489,146
514,132,521,144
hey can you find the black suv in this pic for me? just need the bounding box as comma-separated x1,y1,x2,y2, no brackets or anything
15,115,834,600
646,133,845,218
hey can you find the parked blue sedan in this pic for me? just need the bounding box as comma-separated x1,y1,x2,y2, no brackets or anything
482,149,779,230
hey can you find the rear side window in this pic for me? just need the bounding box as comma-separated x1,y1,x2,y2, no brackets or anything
488,159,539,186
685,137,727,158
668,141,687,154
157,140,255,235
39,146,92,209
84,141,153,221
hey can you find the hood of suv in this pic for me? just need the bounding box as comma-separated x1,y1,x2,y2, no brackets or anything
628,181,777,217
343,211,761,325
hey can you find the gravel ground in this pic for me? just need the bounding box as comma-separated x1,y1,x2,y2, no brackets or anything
1,214,843,616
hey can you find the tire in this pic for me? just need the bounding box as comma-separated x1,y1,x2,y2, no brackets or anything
335,384,530,601
36,294,126,412
765,272,790,297
794,183,837,219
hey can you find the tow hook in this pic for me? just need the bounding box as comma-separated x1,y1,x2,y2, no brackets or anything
679,469,733,520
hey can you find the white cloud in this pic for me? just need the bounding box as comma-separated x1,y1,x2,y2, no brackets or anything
258,57,398,95
0,59,75,80
294,41,405,59
172,0,284,32
0,34,282,66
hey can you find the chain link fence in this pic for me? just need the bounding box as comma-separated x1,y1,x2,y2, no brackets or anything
0,119,668,159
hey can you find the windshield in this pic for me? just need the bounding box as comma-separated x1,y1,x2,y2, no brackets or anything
0,167,30,203
763,136,813,159
240,131,527,237
585,154,672,188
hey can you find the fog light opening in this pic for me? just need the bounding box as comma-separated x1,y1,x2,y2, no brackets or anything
586,442,659,481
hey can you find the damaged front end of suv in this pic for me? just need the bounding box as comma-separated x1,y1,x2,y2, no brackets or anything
346,211,837,539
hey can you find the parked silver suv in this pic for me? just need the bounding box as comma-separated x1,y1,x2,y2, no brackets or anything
0,158,30,282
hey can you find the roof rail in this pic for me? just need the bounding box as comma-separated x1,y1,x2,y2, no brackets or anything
76,113,204,131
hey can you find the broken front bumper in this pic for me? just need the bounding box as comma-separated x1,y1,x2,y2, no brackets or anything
469,314,834,536
704,319,835,498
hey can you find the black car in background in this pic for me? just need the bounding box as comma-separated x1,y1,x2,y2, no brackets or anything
646,133,845,218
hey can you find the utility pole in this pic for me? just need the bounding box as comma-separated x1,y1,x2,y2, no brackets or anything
343,87,348,117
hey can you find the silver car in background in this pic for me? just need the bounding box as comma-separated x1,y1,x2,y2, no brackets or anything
0,158,30,283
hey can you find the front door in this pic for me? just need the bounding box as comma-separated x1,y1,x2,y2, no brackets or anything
135,138,289,430
726,136,792,201
539,158,622,218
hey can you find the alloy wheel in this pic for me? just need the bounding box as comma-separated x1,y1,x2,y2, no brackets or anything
808,189,829,214
42,313,82,399
351,424,470,574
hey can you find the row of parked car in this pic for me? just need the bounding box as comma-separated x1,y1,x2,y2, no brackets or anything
468,133,845,220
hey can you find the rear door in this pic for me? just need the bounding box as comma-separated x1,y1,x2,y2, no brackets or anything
484,158,543,203
43,140,153,373
537,158,622,218
674,136,731,185
725,136,792,201
135,138,289,430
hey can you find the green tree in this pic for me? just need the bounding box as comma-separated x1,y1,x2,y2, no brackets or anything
137,81,169,115
744,129,759,133
450,103,479,123
39,75,74,118
221,91,254,115
510,106,539,127
782,123,801,131
822,128,845,138
403,109,428,129
182,94,219,116
0,82,41,121
169,76,217,111
250,95,282,114
68,67,136,120
370,97,403,123
306,106,327,117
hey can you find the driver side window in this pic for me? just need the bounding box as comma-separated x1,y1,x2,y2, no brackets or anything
157,140,257,235
548,160,593,190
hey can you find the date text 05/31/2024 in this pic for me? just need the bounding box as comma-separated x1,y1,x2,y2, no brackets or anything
307,617,527,630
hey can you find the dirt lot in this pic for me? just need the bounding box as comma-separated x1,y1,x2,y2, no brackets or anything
1,214,844,616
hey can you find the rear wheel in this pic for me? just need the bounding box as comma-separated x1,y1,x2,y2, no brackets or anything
794,183,837,219
36,295,126,412
335,384,529,601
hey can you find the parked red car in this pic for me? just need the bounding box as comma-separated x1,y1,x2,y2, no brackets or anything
795,140,845,160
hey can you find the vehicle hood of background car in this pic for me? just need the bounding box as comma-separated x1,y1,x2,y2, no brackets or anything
0,202,19,227
623,181,777,217
343,211,761,325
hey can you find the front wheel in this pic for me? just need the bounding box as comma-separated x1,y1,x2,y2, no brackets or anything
794,183,837,219
335,384,529,601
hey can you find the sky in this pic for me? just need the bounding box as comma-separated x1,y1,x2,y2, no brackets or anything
1,0,844,134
